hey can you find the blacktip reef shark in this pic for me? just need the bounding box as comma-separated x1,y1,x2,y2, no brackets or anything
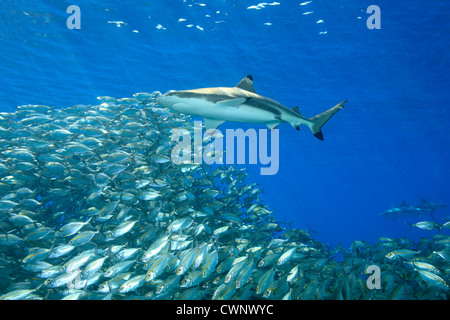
157,75,346,140
379,199,447,219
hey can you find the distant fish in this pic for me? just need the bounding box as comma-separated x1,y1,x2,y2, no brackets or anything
385,249,419,260
379,199,446,219
408,221,441,232
416,199,447,215
416,270,449,291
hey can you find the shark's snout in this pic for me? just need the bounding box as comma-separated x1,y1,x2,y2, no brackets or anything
156,95,173,109
157,92,180,108
156,95,167,105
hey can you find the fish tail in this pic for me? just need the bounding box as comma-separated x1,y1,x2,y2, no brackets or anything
308,100,346,140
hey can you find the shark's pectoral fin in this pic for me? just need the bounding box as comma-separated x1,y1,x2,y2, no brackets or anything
204,118,225,130
215,98,247,109
266,121,282,130
266,116,285,130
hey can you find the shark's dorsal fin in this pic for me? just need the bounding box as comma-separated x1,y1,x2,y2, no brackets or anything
235,75,256,93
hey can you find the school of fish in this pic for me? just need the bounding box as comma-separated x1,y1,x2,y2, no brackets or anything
0,92,448,300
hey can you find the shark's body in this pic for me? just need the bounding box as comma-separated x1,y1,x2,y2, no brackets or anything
157,75,346,140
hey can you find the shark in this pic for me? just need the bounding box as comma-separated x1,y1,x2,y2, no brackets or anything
156,75,346,140
379,199,447,219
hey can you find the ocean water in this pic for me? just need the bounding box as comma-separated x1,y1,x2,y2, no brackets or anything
0,0,449,300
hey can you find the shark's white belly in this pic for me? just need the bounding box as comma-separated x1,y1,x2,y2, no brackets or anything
172,99,278,124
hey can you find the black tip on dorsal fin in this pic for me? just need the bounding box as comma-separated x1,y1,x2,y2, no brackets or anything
235,75,256,93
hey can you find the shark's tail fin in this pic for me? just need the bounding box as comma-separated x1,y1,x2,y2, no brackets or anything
308,100,347,140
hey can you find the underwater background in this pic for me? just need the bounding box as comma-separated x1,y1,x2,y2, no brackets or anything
2,0,448,247
0,0,449,300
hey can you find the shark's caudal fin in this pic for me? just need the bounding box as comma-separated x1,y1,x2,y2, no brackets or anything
308,100,347,140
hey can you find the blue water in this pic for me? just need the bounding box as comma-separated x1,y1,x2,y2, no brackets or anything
1,0,449,248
